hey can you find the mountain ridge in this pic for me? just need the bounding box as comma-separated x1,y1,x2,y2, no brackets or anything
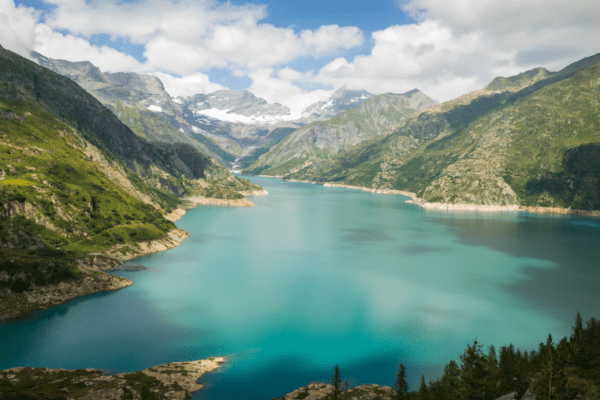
244,89,437,176
283,54,600,212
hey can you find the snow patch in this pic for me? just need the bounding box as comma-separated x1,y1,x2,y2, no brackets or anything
172,97,183,104
148,105,163,112
179,128,185,133
197,108,298,125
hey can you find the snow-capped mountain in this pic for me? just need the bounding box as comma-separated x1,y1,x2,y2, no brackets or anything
181,90,295,125
300,87,374,122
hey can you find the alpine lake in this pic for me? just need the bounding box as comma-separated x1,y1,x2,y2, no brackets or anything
1,176,599,399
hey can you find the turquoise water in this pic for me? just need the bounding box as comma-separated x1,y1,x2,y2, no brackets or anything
2,176,600,399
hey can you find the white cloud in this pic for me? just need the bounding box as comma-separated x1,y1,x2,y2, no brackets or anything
401,0,600,70
314,20,504,102
0,0,141,72
403,0,600,35
300,25,363,56
40,0,364,75
249,68,333,115
4,0,600,113
0,0,39,58
311,0,600,102
152,71,226,98
33,24,141,72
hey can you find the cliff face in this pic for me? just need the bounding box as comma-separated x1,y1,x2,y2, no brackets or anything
286,54,600,211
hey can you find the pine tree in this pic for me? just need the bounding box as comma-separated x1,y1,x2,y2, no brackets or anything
534,334,556,400
485,345,500,399
331,365,342,400
571,311,584,365
460,340,494,400
394,363,409,400
419,375,431,400
439,360,462,400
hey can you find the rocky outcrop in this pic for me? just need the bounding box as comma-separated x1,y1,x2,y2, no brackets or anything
0,272,131,321
102,228,190,262
274,383,396,400
0,357,224,400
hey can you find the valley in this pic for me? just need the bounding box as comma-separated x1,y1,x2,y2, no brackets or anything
1,39,600,400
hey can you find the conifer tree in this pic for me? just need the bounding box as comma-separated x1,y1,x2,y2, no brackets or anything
460,340,496,400
485,345,500,399
331,365,342,400
439,360,462,400
419,375,431,400
534,334,556,400
394,363,409,400
571,311,584,365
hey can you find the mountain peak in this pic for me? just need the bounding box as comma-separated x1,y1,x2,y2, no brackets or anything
485,67,552,92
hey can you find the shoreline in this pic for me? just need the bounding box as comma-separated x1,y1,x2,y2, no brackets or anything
285,179,600,218
410,200,600,217
166,189,269,223
0,357,225,399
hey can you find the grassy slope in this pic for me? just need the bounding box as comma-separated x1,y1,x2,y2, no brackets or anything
0,100,176,251
0,99,180,291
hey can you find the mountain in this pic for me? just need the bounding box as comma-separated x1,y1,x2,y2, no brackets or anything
299,86,374,122
244,89,436,176
284,54,600,211
184,89,291,123
0,46,262,320
32,53,300,167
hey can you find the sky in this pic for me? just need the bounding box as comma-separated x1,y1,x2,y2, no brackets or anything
1,0,600,115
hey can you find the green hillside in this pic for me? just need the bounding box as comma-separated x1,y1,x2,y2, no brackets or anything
0,99,176,291
286,55,600,211
0,47,263,317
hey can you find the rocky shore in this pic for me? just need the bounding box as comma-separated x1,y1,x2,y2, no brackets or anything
165,189,269,223
300,180,600,218
410,200,600,217
0,270,132,322
0,357,224,400
322,182,416,198
0,228,189,322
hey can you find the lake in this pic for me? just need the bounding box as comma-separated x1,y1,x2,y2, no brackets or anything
1,176,599,399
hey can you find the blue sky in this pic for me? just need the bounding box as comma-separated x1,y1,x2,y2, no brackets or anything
2,0,600,114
